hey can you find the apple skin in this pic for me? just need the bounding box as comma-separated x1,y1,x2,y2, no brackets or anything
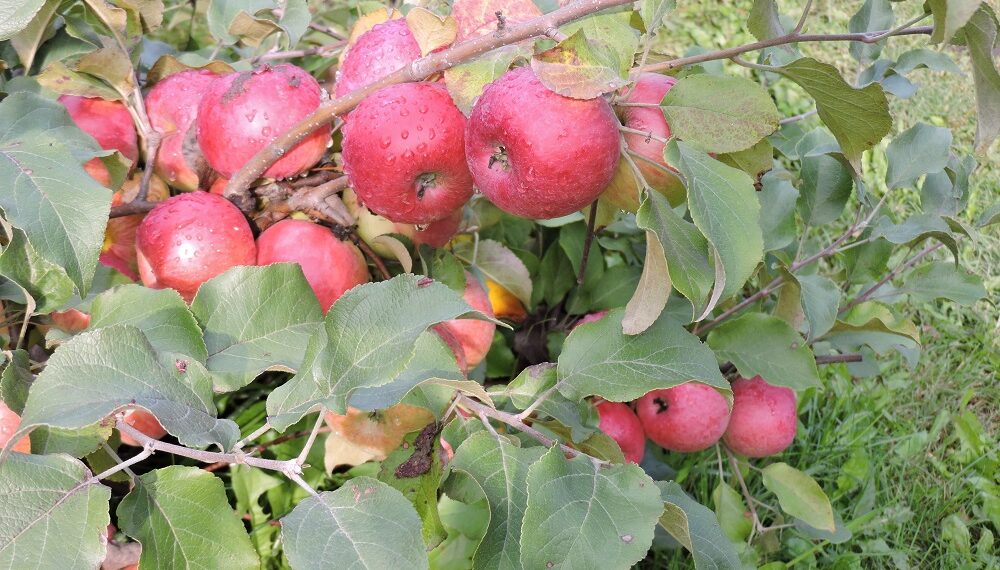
196,64,331,179
723,376,797,458
119,409,167,447
465,67,621,219
146,69,220,191
102,173,170,281
255,219,370,312
573,310,609,329
0,401,31,454
335,19,421,99
432,272,496,371
342,188,463,255
49,308,92,333
619,73,685,206
59,95,138,186
595,401,645,463
636,383,731,453
135,192,257,302
342,82,474,224
208,178,227,195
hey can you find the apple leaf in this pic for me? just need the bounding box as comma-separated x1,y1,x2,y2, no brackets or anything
713,482,753,543
519,447,662,569
0,349,32,413
898,261,987,305
927,0,982,45
499,363,598,443
9,0,60,70
281,476,429,569
963,6,1000,154
449,431,546,569
0,226,74,314
784,273,841,340
405,7,457,55
0,453,110,570
378,425,448,548
445,45,531,114
757,170,799,252
799,152,853,225
747,0,784,42
206,0,278,45
848,0,894,64
453,239,532,305
707,313,821,390
622,230,671,335
0,0,47,41
885,123,952,190
190,264,323,392
761,462,836,532
717,138,774,179
29,423,112,458
532,29,629,99
658,481,743,570
557,307,729,402
117,466,260,570
661,74,780,154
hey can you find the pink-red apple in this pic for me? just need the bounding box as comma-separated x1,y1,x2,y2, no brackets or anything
573,310,609,329
465,67,620,219
596,401,645,463
135,192,256,302
432,272,496,371
196,64,331,179
637,383,731,452
146,69,220,191
49,308,92,333
255,219,370,312
101,173,170,281
342,82,473,224
618,73,685,206
119,409,167,447
335,19,421,99
59,95,138,186
342,188,463,255
0,401,30,454
723,376,797,457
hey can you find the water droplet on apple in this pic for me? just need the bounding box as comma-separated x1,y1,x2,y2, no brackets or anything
261,126,272,137
380,137,392,149
428,129,436,140
418,104,428,114
245,111,257,122
400,130,409,140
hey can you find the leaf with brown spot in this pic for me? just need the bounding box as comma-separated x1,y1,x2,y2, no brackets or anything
531,30,629,99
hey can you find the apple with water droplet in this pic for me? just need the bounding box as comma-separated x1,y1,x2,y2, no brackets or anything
59,95,138,186
146,69,220,191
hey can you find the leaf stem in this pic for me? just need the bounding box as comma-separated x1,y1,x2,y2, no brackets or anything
577,202,599,285
839,242,942,314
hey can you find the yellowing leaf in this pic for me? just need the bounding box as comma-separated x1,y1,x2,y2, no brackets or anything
405,8,457,56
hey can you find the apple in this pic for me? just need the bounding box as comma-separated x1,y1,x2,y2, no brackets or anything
135,192,257,302
334,19,421,99
0,401,31,454
324,404,434,465
465,67,621,219
196,64,331,179
118,409,167,447
723,376,797,457
208,178,227,195
618,73,685,206
595,401,645,463
485,279,527,322
341,82,474,224
342,188,463,255
573,310,609,329
432,272,496,371
636,383,731,452
255,219,370,312
59,95,138,186
146,69,220,191
101,173,171,281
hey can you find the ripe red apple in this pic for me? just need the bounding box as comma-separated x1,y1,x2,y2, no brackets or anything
101,173,170,281
59,95,138,186
119,409,167,447
465,67,621,219
432,272,496,371
146,69,220,191
618,73,685,206
342,189,463,255
49,308,91,333
334,19,421,99
0,401,31,454
595,401,645,463
342,82,473,224
196,64,331,179
723,376,797,457
637,383,731,453
255,219,370,312
135,192,256,302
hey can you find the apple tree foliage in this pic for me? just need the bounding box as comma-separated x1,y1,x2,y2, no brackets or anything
0,0,997,568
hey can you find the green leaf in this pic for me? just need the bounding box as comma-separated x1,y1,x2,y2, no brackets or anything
379,424,448,548
0,92,113,294
29,423,111,457
799,152,854,225
640,0,674,33
927,0,983,44
531,29,629,99
281,476,429,569
9,0,60,70
963,6,1000,153
713,482,753,543
445,45,530,114
659,481,743,570
827,302,921,364
666,140,764,304
0,349,32,413
559,9,639,80
190,265,323,391
206,0,276,44
757,170,799,252
774,58,892,168
230,465,283,559
622,230,671,335
661,75,780,154
0,0,47,41
885,123,953,190
0,227,74,313
453,239,532,305
18,325,239,450
894,48,964,76
707,313,821,390
761,462,835,532
748,0,784,42
118,466,259,570
794,274,841,340
901,261,987,305
266,275,492,430
557,308,729,402
502,363,598,443
0,453,110,569
717,138,774,179
520,447,662,569
848,0,894,63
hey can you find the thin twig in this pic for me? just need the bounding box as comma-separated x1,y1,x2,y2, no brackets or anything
100,441,138,480
792,0,814,35
725,446,765,538
840,242,942,314
619,125,670,144
135,132,162,202
779,109,818,125
814,353,863,364
516,382,562,421
577,202,599,285
88,445,153,483
203,426,333,473
235,423,273,451
296,412,327,466
253,41,346,63
109,200,159,218
352,232,392,280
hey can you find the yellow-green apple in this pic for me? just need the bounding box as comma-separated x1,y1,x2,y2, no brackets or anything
595,401,645,463
617,73,685,205
145,69,220,191
334,19,421,99
637,383,731,452
59,95,138,186
723,376,797,457
432,272,496,371
342,188,463,255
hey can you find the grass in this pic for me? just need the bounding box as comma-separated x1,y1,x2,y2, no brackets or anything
647,1,999,567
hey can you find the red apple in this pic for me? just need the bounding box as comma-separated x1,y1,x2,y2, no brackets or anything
196,64,331,179
432,272,496,371
208,178,227,195
119,409,167,447
342,82,473,224
146,69,220,191
595,401,645,463
255,219,370,312
334,19,421,99
342,188,463,255
0,401,31,454
573,310,609,329
637,383,731,453
135,192,256,302
59,95,138,186
723,376,797,458
102,173,171,281
49,308,91,333
618,73,685,206
465,67,620,219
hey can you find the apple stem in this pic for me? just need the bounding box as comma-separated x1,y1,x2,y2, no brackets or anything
135,131,162,203
618,125,669,145
577,202,599,285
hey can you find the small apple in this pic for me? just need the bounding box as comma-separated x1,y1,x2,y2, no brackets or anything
0,401,31,454
102,173,171,281
196,64,331,179
342,188,463,256
118,409,167,447
255,219,370,312
59,95,138,186
637,383,731,453
342,82,473,224
324,404,434,466
723,376,797,457
595,401,645,463
618,73,685,206
135,192,256,302
465,67,620,219
146,69,220,191
432,272,496,371
334,19,421,99
573,310,608,329
49,308,92,333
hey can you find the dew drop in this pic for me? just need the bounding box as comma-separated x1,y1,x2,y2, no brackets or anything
245,111,257,122
428,129,436,140
380,137,392,149
400,130,409,140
